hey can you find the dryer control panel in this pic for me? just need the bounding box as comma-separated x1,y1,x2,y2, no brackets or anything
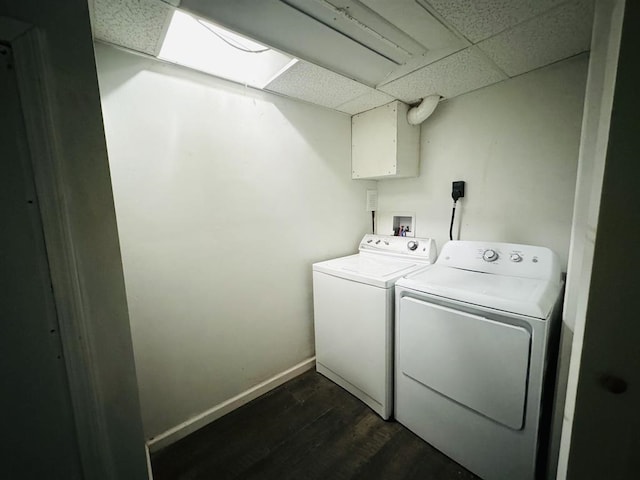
359,234,437,263
437,240,561,282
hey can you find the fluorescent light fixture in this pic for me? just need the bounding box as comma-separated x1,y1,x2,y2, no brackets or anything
159,10,297,89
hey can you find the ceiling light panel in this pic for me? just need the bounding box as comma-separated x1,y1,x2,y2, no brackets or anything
158,10,296,89
93,0,173,56
264,60,373,109
378,47,508,103
477,0,594,77
421,0,565,43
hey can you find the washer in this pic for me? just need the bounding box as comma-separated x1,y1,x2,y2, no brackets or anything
313,234,437,420
394,240,563,480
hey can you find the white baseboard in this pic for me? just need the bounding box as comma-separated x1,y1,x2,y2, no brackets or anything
147,357,316,453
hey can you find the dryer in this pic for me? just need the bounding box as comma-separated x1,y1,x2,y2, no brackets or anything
394,240,563,480
313,234,437,420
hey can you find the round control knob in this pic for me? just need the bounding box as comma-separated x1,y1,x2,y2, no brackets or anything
407,240,419,251
510,253,523,263
482,249,499,262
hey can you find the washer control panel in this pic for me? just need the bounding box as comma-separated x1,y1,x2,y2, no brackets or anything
360,234,437,263
437,240,561,282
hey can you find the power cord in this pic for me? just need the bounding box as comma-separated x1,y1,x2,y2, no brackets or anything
196,19,270,53
449,181,465,240
449,201,457,241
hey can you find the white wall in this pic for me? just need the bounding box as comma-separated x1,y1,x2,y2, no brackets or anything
95,43,374,440
377,55,588,269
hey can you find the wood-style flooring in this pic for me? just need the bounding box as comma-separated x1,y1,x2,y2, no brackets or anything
151,370,480,480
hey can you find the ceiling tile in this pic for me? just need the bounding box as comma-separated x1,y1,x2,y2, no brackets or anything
378,47,508,103
264,60,372,109
377,45,467,86
93,0,173,56
335,90,396,115
477,0,594,77
422,0,565,43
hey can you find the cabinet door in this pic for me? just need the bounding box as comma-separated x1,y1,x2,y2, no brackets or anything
352,101,399,179
351,100,419,179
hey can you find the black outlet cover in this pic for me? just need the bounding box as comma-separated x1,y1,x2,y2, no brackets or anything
452,181,465,200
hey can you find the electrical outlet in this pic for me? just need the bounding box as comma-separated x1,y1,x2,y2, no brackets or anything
366,189,378,211
452,181,465,201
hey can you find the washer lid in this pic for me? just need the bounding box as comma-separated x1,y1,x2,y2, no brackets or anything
313,253,429,288
396,265,561,319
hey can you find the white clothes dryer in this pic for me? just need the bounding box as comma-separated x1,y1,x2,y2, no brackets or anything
394,240,563,480
313,234,437,420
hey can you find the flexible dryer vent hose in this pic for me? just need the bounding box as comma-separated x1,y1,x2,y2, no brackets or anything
407,95,441,125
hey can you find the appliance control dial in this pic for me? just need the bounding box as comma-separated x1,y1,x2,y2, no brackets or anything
510,253,523,263
407,240,419,251
482,249,499,262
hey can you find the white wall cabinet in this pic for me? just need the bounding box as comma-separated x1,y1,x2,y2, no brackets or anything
352,100,420,180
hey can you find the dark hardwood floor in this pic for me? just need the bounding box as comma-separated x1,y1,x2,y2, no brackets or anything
151,370,480,480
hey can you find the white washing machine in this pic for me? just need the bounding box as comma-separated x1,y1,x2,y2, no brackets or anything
313,234,437,420
394,240,563,480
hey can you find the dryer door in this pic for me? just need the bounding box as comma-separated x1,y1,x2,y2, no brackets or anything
397,297,531,430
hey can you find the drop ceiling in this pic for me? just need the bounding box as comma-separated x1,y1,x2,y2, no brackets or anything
90,0,594,115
